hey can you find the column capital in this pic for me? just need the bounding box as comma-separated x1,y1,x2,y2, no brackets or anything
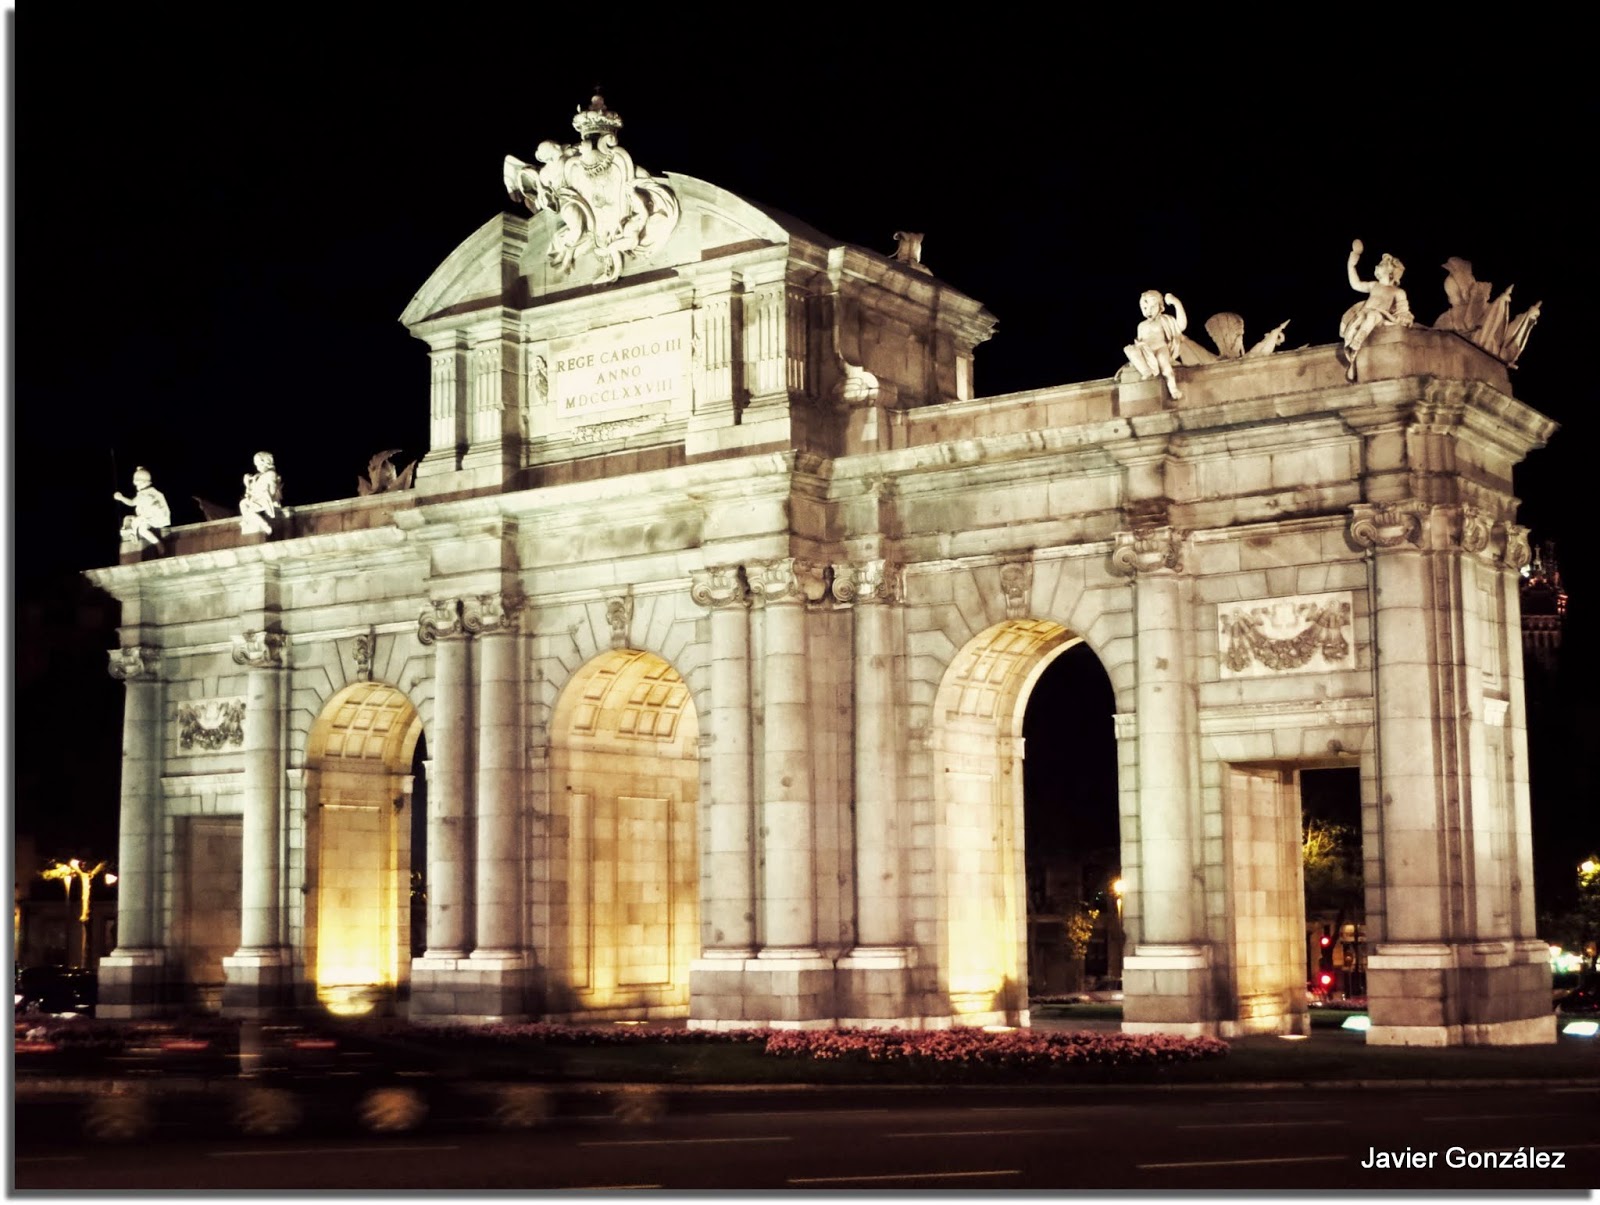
418,599,462,643
1109,526,1184,577
462,590,524,635
1348,500,1424,550
231,629,287,668
832,559,902,606
108,645,160,681
746,556,829,605
689,565,750,610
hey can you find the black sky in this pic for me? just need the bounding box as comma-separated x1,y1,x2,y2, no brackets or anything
12,18,1596,892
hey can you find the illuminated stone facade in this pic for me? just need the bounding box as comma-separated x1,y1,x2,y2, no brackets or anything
88,107,1556,1044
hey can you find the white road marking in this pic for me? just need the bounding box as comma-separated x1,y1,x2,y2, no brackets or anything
1138,1154,1346,1171
209,1144,460,1158
580,1136,790,1148
1421,1112,1566,1122
704,1108,889,1118
790,1169,1021,1185
572,1186,662,1191
885,1128,1078,1138
1178,1120,1344,1130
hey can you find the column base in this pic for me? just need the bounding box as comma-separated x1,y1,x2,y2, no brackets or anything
688,952,836,1028
220,949,294,1018
1366,940,1555,1046
409,954,535,1022
96,949,174,1019
836,947,919,1027
1121,943,1218,1037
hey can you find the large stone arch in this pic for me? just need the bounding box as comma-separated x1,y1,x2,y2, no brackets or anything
302,680,424,1014
544,646,701,1019
928,617,1116,1025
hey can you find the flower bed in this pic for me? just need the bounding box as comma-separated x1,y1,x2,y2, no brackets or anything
761,1027,1227,1069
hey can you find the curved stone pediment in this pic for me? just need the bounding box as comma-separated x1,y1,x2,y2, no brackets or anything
401,175,802,331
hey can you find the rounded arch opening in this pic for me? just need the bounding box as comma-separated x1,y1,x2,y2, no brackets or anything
547,648,700,1020
304,682,425,1015
931,619,1117,1025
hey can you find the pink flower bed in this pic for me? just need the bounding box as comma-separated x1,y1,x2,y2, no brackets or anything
761,1027,1227,1068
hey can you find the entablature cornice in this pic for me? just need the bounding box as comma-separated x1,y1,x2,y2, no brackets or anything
85,526,410,594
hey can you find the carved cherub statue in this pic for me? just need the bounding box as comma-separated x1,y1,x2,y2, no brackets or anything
113,466,171,546
1124,290,1188,399
1339,239,1413,380
239,451,283,535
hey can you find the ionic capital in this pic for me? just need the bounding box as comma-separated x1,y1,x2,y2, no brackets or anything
230,629,287,668
1348,500,1424,550
831,559,902,605
689,565,749,610
462,591,523,636
745,556,829,605
1109,526,1184,577
107,645,160,681
418,599,464,644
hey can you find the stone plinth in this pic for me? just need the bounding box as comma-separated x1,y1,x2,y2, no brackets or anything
409,955,536,1024
96,949,174,1019
1366,940,1556,1046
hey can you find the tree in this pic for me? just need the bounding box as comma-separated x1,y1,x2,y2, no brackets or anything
1303,820,1363,916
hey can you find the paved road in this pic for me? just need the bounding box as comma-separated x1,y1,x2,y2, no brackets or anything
15,1084,1598,1190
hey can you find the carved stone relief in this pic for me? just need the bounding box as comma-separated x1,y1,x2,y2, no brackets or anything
1218,591,1356,679
178,698,246,750
353,630,376,681
999,560,1032,620
605,594,634,650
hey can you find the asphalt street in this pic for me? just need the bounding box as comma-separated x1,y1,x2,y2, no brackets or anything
14,1083,1598,1191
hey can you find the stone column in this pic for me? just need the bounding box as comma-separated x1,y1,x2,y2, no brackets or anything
99,646,165,1018
465,593,522,958
222,629,291,1015
747,557,827,953
833,560,917,1027
1352,503,1554,1046
838,560,905,950
689,567,756,955
417,600,471,959
1110,528,1212,1036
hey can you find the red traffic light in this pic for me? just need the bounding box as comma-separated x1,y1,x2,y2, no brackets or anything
1318,973,1334,988
1319,935,1331,947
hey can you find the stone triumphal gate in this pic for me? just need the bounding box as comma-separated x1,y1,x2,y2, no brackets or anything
90,97,1556,1045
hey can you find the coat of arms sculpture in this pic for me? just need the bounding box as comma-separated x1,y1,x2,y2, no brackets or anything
504,93,682,284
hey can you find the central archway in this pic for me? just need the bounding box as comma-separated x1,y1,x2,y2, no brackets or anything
304,682,424,1014
931,618,1111,1025
548,648,700,1020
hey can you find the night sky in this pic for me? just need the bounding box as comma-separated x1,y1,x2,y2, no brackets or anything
13,18,1596,908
